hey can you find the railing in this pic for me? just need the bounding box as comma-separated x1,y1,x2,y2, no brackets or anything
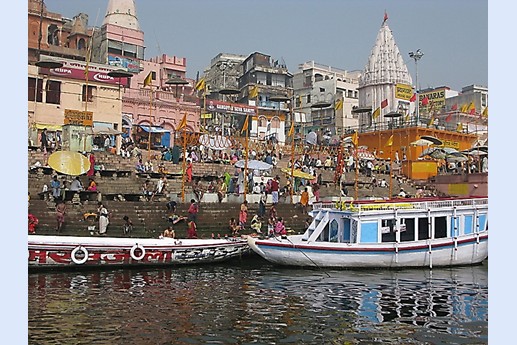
313,197,488,212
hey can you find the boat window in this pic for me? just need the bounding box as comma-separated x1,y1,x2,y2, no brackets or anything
400,218,415,242
329,220,338,242
319,224,329,242
351,221,357,243
418,218,430,240
434,216,447,238
381,219,396,243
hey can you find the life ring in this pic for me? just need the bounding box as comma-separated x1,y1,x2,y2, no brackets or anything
71,246,89,265
130,244,146,260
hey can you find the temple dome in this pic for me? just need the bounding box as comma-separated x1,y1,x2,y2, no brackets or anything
103,0,140,30
359,22,412,87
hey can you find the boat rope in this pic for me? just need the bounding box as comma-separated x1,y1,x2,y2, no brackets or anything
285,237,331,278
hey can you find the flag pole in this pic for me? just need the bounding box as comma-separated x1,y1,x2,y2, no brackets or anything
353,131,359,201
290,102,295,204
243,115,249,202
181,119,187,203
389,132,393,199
147,87,153,161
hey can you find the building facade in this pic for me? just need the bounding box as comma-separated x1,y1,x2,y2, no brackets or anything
292,61,361,140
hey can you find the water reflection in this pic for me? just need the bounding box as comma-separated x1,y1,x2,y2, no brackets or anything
29,258,488,344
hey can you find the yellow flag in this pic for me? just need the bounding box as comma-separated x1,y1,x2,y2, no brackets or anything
468,102,475,112
351,131,358,147
456,123,463,132
334,98,343,111
143,72,152,87
195,78,206,91
241,115,249,134
385,134,394,147
249,85,258,98
372,107,381,119
288,120,294,137
428,115,434,127
176,113,187,131
460,103,468,113
482,107,488,117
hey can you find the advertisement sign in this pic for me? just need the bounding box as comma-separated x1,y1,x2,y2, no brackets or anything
64,109,93,126
108,55,141,73
395,83,413,100
42,60,129,85
419,88,447,113
206,100,256,116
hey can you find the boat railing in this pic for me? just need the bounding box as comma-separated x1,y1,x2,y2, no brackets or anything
313,197,488,212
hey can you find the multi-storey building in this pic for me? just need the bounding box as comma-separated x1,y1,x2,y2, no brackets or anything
90,0,200,148
238,52,293,144
292,61,361,139
28,0,122,151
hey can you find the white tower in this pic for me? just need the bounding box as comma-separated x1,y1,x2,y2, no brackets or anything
358,15,413,128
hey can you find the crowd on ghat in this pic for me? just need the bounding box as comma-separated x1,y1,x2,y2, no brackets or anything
30,131,487,238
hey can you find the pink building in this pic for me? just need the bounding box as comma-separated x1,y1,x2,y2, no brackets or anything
93,0,201,148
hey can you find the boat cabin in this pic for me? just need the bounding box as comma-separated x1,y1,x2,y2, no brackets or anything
303,198,488,245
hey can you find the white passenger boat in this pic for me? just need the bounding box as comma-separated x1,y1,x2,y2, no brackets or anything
29,235,249,269
248,197,488,269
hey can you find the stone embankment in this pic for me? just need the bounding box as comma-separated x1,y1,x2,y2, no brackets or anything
28,149,434,238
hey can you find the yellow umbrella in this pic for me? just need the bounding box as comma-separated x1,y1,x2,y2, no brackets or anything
47,151,91,176
281,167,315,180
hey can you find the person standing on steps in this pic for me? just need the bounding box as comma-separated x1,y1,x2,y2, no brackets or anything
55,200,66,233
97,202,110,236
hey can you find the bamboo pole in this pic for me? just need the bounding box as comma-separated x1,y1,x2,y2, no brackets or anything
147,88,153,161
290,102,295,204
243,115,249,202
181,124,187,203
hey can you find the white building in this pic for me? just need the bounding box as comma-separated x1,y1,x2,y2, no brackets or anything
292,61,360,137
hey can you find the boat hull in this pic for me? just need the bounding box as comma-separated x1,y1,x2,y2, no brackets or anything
29,235,249,269
248,234,488,269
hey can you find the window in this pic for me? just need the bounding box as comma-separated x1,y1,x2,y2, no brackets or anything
271,117,280,129
77,38,86,50
307,94,311,104
47,24,60,46
45,80,61,104
296,95,302,107
82,85,95,102
258,116,267,127
28,77,43,102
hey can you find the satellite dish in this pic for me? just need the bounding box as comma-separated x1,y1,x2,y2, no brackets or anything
305,132,317,145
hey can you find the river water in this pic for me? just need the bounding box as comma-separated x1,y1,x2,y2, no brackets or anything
28,256,488,345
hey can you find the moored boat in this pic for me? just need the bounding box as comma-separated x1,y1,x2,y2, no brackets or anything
248,197,488,269
29,235,249,269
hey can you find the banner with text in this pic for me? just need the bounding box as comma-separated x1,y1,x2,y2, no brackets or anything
64,109,93,126
206,100,256,116
419,88,447,114
395,83,413,101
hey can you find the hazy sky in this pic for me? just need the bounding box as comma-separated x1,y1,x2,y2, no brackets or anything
44,0,487,92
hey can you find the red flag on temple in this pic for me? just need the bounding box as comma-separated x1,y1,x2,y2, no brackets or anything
445,113,453,123
451,104,458,111
421,96,429,106
381,99,388,108
409,93,416,102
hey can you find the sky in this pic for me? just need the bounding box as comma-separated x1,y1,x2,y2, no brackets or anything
44,0,488,92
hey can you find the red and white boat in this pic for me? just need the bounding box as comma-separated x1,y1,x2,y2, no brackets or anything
29,235,249,269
